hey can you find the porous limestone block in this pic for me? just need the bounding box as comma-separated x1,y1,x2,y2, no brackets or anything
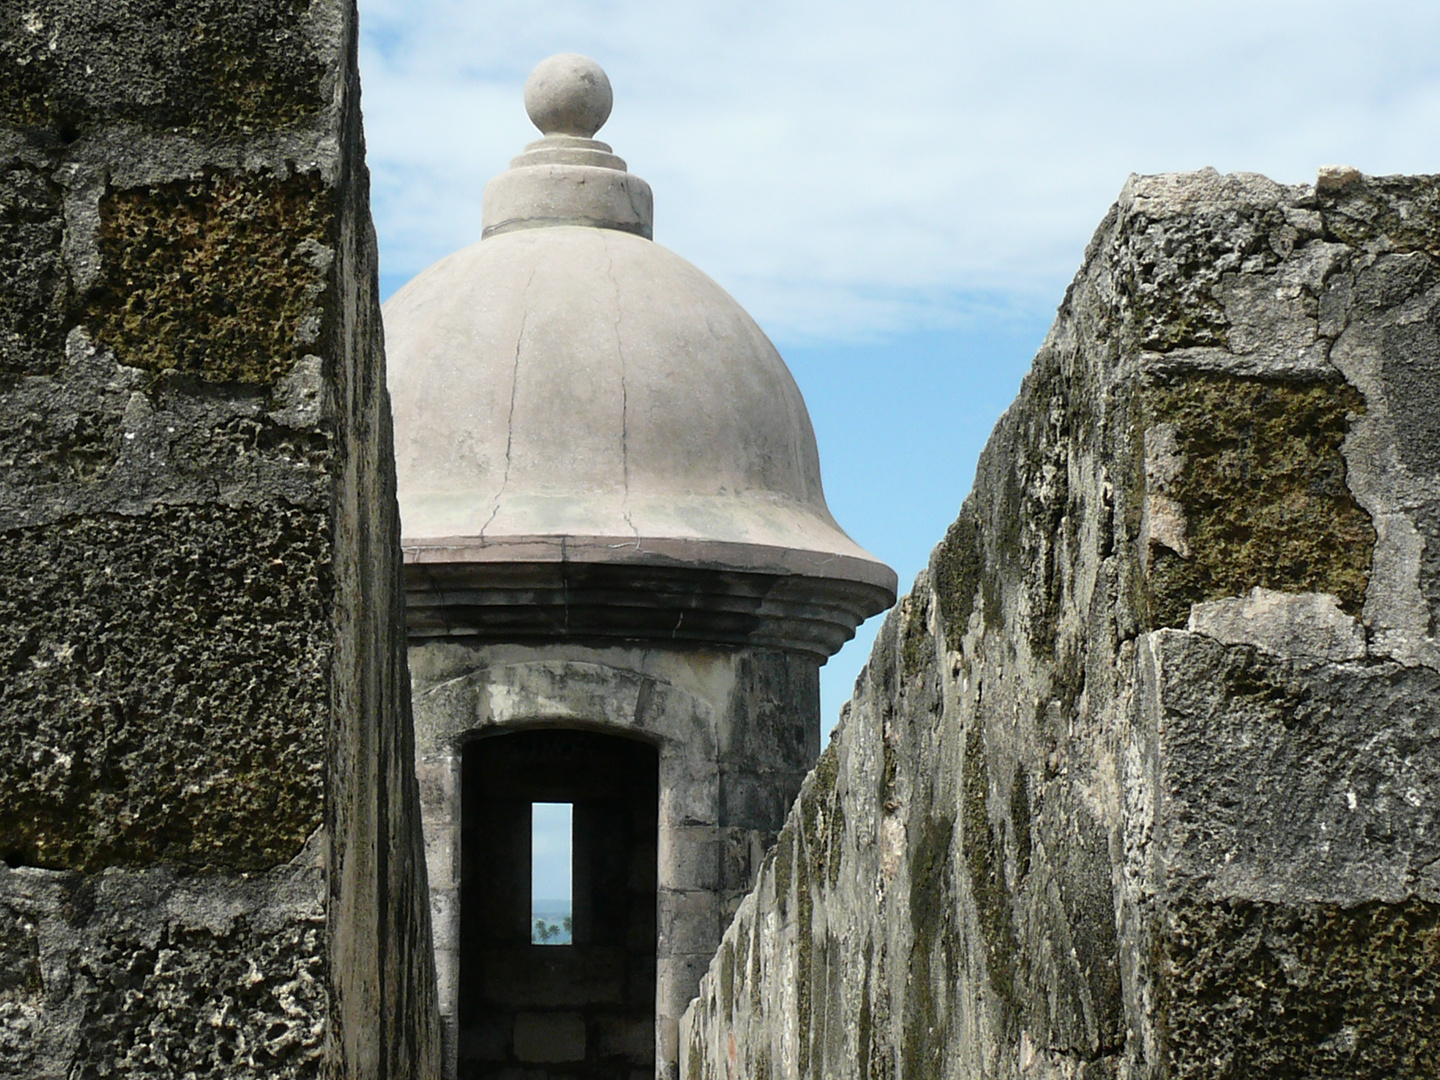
0,2,438,1076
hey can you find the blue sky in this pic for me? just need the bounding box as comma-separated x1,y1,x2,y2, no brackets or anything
358,0,1440,733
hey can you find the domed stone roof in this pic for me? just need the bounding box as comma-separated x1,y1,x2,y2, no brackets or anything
385,55,896,657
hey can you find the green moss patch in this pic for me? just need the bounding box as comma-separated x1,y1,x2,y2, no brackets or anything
931,506,983,652
899,590,933,681
961,725,1018,1007
902,809,957,1080
85,172,333,384
1144,374,1374,628
771,822,795,917
799,744,846,888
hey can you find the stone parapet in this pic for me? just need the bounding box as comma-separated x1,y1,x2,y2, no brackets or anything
682,169,1440,1079
0,2,438,1076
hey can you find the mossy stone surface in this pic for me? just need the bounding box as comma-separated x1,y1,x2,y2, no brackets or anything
1145,374,1374,628
930,506,982,652
960,725,1017,1009
902,809,958,1080
84,172,333,385
681,168,1440,1080
0,505,330,871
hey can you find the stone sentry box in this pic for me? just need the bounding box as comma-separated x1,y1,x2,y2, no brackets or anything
385,56,896,1080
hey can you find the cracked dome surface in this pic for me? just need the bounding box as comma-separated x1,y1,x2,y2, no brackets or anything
384,224,885,572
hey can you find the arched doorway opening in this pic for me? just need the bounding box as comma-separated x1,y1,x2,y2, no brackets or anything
459,728,658,1077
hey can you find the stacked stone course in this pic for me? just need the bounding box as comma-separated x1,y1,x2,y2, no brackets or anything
0,2,439,1077
682,168,1440,1079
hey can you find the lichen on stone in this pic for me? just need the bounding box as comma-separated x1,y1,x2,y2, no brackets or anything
960,723,1019,1015
85,171,333,385
902,808,956,1080
0,0,328,141
930,505,983,652
1143,373,1374,628
1157,896,1440,1079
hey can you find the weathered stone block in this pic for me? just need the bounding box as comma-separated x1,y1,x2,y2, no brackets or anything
659,826,721,892
1145,630,1440,904
0,2,438,1074
480,946,627,1008
0,0,330,140
1187,586,1366,660
0,860,327,1079
0,163,68,375
1157,896,1440,1078
84,172,333,384
683,168,1440,1080
596,1015,655,1060
658,891,720,957
718,768,808,827
0,505,328,872
1143,373,1373,628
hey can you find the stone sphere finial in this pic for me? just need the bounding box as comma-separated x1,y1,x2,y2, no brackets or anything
524,54,613,138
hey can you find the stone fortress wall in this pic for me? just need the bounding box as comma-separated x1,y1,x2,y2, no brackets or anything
0,2,439,1077
2,3,1439,1078
681,169,1440,1079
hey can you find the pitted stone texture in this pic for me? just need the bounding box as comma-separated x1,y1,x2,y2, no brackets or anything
85,172,334,384
0,858,326,1079
1157,896,1439,1079
0,504,330,871
0,1,438,1074
0,338,331,533
683,170,1440,1080
1141,374,1373,629
0,0,332,141
1140,631,1440,907
0,163,68,375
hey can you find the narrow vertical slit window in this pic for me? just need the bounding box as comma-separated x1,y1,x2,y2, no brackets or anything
531,802,573,944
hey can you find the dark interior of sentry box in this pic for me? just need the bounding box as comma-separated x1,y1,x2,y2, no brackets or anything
459,729,658,1079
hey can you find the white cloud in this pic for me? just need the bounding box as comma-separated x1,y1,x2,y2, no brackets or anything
358,0,1440,338
359,1,1440,731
